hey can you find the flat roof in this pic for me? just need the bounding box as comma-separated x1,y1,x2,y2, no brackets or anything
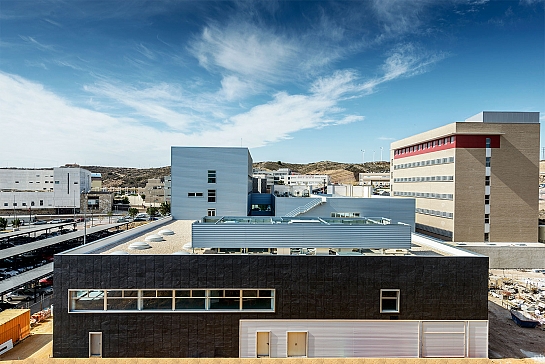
0,222,77,240
0,223,124,260
0,263,53,295
202,216,393,225
62,220,478,258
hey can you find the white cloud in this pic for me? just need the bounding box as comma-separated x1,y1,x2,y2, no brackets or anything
190,23,299,84
217,75,255,102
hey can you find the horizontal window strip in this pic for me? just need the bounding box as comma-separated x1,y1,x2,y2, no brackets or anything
393,191,453,200
69,289,275,313
393,176,454,183
394,157,454,170
415,208,453,219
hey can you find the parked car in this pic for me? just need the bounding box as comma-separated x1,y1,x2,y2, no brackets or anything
32,220,47,225
6,289,37,301
0,301,17,312
36,286,53,295
39,277,53,286
48,219,62,224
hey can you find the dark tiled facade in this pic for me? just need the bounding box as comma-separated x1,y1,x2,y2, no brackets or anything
53,254,488,358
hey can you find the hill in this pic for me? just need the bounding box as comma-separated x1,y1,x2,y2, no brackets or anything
84,161,390,188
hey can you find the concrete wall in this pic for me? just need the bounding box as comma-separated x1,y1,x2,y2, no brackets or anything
460,246,545,269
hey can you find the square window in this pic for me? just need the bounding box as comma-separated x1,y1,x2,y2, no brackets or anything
380,289,400,313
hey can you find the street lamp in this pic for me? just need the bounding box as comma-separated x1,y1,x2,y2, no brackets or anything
373,150,376,162
380,147,384,162
361,149,365,164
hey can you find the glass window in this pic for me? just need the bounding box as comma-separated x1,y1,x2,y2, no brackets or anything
208,190,216,203
143,298,173,310
380,289,400,313
107,298,138,310
209,297,240,310
175,298,205,310
70,290,105,311
207,170,216,183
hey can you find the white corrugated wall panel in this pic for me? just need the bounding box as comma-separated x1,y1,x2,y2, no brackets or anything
352,321,419,358
468,321,488,358
422,321,465,358
240,320,419,358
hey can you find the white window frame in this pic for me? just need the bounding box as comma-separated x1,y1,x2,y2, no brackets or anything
380,289,400,313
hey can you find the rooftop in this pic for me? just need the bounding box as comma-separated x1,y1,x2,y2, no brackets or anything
61,218,479,258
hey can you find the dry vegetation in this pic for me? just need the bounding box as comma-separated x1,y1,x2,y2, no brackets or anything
85,161,390,188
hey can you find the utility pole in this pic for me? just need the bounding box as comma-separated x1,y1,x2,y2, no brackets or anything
373,150,376,162
380,147,383,162
361,149,365,164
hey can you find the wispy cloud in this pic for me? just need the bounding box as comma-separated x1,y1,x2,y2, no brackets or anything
190,22,299,84
378,136,396,141
18,35,56,52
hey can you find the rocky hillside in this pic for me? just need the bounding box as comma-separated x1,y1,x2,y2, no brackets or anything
253,161,390,184
84,161,390,188
83,166,171,188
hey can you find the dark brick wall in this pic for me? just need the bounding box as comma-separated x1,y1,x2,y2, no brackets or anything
53,254,488,358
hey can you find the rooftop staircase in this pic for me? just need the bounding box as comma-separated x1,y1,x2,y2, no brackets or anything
283,197,326,217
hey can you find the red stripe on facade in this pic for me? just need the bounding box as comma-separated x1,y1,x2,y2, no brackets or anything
394,135,500,159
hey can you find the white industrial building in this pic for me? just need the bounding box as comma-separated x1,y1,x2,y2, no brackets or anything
0,166,91,213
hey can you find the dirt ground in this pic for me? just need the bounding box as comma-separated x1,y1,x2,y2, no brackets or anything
488,295,545,359
0,317,52,360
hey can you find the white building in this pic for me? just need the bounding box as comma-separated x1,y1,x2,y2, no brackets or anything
359,173,390,187
0,167,92,212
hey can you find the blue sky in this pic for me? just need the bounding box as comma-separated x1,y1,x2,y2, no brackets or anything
1,0,543,168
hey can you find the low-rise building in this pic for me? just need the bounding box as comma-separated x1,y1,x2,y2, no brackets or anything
0,166,91,214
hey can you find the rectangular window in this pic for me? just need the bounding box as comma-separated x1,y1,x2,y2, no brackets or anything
485,195,490,204
40,200,44,206
207,208,216,217
380,289,400,313
485,137,491,148
485,214,490,224
485,176,490,186
54,181,60,184
69,289,274,312
486,157,491,167
3,203,7,207
22,202,27,206
187,192,203,197
331,212,360,218
451,136,455,143
207,170,216,183
13,203,17,207
484,233,489,242
208,190,216,203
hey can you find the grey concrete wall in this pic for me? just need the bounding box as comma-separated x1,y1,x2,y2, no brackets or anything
460,246,545,269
